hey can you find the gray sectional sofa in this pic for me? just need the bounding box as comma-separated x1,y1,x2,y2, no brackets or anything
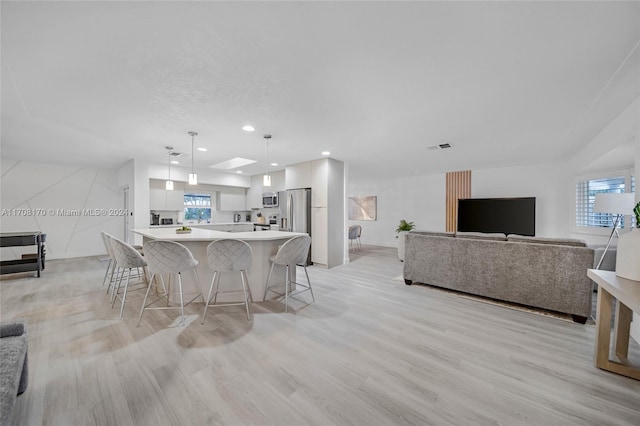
403,231,595,323
1,321,28,426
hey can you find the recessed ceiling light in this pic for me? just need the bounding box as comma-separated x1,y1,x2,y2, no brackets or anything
197,147,208,152
171,160,179,164
242,125,255,132
236,170,243,174
270,162,278,167
321,151,330,156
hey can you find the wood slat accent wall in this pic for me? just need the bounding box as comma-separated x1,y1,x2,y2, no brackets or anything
446,170,471,232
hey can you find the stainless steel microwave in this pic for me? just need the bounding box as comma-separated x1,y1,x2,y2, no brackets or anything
262,192,278,208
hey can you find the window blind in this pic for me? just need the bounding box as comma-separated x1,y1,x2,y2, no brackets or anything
575,176,626,228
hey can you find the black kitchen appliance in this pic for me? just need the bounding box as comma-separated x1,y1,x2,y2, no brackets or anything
151,213,160,226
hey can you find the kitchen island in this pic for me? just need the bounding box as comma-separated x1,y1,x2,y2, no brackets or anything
132,228,307,302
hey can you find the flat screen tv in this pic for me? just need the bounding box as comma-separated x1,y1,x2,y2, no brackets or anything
457,197,536,236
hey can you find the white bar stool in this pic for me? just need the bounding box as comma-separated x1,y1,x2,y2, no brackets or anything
109,236,149,319
137,240,203,327
202,239,253,322
264,235,314,312
100,231,117,290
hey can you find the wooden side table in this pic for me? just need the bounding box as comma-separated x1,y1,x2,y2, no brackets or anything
587,269,640,380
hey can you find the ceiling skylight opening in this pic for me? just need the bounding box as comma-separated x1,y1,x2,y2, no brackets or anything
242,125,255,132
209,157,257,170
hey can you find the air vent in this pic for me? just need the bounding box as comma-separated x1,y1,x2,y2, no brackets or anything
427,143,453,150
169,152,182,157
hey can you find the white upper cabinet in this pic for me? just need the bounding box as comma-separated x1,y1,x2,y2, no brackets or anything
217,192,246,211
285,162,312,190
150,188,184,211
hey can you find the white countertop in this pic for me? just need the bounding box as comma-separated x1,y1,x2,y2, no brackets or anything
132,227,306,242
191,222,254,226
150,222,253,228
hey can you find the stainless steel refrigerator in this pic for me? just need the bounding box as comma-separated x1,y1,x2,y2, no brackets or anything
278,188,312,264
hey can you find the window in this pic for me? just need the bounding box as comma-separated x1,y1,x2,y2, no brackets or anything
575,172,635,229
184,193,211,222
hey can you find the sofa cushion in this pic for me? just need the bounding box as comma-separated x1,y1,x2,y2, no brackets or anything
507,235,587,247
455,231,507,241
0,321,28,426
410,230,455,238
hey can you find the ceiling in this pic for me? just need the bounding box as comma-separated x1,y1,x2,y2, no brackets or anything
2,1,639,179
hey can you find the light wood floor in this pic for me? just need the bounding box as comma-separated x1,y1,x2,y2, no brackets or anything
2,245,639,426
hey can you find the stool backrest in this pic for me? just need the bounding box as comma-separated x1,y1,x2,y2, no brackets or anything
110,236,146,269
274,235,311,266
207,239,252,272
101,231,115,258
143,240,198,275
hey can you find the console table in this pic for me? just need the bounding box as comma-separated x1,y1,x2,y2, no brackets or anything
587,269,640,380
0,232,46,277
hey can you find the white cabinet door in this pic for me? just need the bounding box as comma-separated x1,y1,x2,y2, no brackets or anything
285,162,312,190
311,159,329,207
166,190,184,211
311,207,328,265
218,192,246,211
149,188,166,210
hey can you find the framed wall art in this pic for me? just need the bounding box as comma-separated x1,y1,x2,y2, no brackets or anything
348,196,377,221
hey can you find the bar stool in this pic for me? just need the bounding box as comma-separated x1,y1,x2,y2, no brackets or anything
137,240,202,327
202,239,253,322
109,236,149,319
100,231,117,290
264,235,314,312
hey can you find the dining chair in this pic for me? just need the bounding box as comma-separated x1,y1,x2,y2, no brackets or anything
109,236,149,319
348,226,359,251
137,240,203,326
263,235,314,312
202,239,253,322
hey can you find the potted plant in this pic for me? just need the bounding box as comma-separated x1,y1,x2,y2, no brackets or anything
615,201,640,281
396,219,415,261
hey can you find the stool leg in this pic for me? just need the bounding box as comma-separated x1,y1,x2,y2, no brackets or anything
178,272,185,326
111,267,125,307
137,273,155,327
285,264,290,313
102,259,112,287
241,269,251,321
202,271,218,324
106,261,117,295
304,265,315,302
264,262,275,300
119,268,131,319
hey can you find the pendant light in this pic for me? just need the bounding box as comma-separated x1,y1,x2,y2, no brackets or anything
165,146,174,190
263,134,272,187
188,131,198,185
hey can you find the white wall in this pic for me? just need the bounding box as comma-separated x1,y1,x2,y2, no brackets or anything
348,172,446,247
472,162,572,238
1,158,123,259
